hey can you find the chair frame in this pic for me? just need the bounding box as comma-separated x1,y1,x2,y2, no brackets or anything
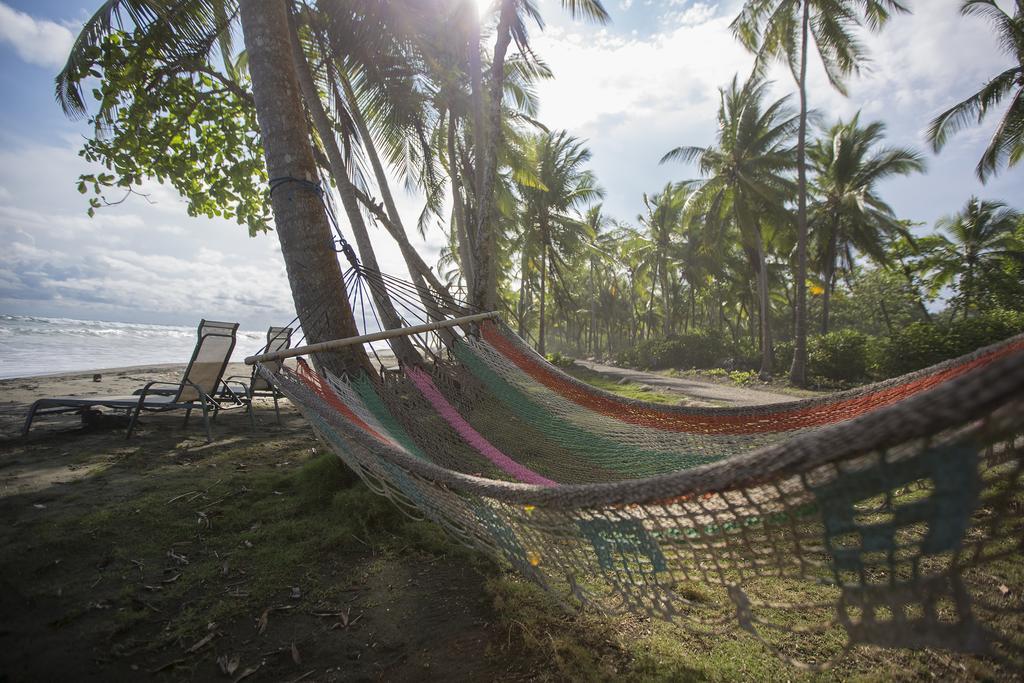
22,320,240,443
224,326,293,427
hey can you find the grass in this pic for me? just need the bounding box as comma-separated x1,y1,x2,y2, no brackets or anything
560,364,685,404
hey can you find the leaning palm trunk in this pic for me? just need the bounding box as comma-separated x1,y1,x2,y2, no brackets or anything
239,0,371,377
286,11,420,367
332,66,459,317
472,0,516,310
788,0,811,387
448,113,476,293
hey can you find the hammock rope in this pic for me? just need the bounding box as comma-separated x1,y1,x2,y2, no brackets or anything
253,267,1024,669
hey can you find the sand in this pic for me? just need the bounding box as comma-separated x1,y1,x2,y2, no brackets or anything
0,363,253,440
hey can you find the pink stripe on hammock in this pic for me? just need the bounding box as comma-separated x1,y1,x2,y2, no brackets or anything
406,367,557,487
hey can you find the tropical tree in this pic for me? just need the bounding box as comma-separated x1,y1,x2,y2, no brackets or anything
926,197,1024,315
638,183,689,338
239,0,375,375
807,114,925,333
57,0,386,375
662,76,798,379
927,0,1024,181
730,0,909,385
474,0,609,310
516,130,604,355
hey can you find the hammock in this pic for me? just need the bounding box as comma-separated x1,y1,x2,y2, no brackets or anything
249,272,1024,668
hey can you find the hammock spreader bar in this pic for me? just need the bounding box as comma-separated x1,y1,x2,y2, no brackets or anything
244,310,499,365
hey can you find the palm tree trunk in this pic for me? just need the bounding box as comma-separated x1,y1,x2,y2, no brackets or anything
472,0,516,310
538,224,548,356
589,258,597,354
447,113,476,291
756,235,773,380
332,68,457,316
286,12,420,367
239,0,371,378
517,243,530,336
822,226,838,334
660,256,672,337
788,0,811,387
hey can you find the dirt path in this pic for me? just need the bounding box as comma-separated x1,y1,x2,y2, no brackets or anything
573,360,802,407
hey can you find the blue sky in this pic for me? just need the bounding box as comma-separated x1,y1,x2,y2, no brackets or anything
0,0,1021,328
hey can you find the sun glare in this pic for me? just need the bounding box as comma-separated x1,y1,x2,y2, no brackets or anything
475,0,494,18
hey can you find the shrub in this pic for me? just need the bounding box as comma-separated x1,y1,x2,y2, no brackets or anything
545,351,576,368
808,329,869,382
773,340,794,374
867,309,1024,379
867,323,949,379
621,330,730,370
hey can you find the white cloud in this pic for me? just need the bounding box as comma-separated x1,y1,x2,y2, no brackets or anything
530,0,1023,224
0,132,450,328
0,2,74,69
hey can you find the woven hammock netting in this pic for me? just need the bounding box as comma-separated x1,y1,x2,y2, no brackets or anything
259,267,1024,669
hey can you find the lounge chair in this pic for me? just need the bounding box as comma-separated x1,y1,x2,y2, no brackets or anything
22,320,240,442
224,326,293,425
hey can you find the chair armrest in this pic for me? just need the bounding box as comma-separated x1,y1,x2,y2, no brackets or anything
136,380,209,405
219,379,250,404
132,380,183,396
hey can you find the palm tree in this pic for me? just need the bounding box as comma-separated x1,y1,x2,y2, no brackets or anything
473,0,609,310
239,0,375,376
662,76,798,379
517,131,604,355
927,0,1024,182
730,0,908,385
927,197,1023,315
639,183,689,338
808,114,925,333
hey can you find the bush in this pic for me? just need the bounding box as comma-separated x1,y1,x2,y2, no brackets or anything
808,329,869,382
867,322,949,379
773,340,794,374
867,309,1024,379
545,351,576,368
620,330,730,370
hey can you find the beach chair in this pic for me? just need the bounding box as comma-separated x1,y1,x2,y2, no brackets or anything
224,326,293,426
22,320,239,443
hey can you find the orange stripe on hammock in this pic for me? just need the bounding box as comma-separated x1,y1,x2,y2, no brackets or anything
295,360,393,444
480,321,1024,435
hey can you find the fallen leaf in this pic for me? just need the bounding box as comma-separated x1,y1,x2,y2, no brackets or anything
291,642,301,666
186,632,216,653
217,653,240,676
233,662,262,683
168,549,189,565
998,584,1010,597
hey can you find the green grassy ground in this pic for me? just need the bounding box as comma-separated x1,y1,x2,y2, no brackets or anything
560,364,688,404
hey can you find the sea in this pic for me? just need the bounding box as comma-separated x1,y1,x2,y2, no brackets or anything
0,315,269,380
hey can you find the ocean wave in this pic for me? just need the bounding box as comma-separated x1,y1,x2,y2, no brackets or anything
0,314,277,379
